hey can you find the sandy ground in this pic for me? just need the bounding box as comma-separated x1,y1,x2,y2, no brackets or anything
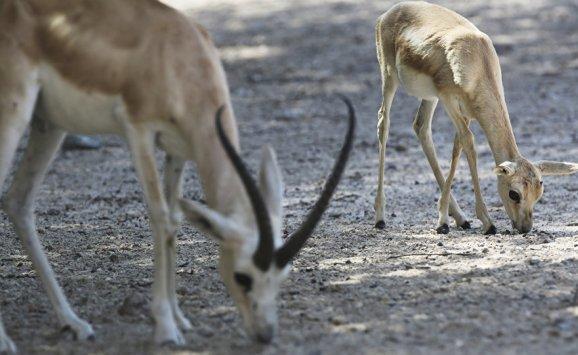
1,0,577,354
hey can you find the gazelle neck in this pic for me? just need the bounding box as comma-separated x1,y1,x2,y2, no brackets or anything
193,110,252,225
471,84,521,164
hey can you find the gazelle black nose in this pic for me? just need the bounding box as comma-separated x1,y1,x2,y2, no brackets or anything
514,222,532,234
256,325,274,344
518,225,532,233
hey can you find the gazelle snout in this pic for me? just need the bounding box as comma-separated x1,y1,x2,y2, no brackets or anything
254,323,275,344
512,213,533,234
241,301,278,344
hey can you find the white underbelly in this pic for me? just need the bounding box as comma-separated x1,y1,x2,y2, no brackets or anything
396,64,439,100
38,66,126,135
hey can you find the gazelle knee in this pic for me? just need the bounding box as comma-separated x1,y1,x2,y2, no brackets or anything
2,194,31,223
459,130,475,148
412,120,428,138
377,114,390,141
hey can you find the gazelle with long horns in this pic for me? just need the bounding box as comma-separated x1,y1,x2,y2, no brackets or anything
374,1,578,235
0,0,355,350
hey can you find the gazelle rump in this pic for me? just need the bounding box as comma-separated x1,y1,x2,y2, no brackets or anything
374,1,578,235
0,0,355,349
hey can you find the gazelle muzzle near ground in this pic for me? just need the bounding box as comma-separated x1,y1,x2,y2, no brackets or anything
0,0,355,350
374,1,578,235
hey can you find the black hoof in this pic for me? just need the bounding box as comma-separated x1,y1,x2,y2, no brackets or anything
161,340,176,347
375,220,386,229
460,221,472,230
484,225,497,235
436,224,449,234
60,325,76,340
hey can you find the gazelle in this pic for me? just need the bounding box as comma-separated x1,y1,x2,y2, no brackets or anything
374,1,578,235
0,0,355,349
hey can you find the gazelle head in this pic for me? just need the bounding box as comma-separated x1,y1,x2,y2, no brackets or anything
494,157,578,233
180,98,355,343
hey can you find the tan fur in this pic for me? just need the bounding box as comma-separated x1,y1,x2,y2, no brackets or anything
0,0,251,346
374,1,577,234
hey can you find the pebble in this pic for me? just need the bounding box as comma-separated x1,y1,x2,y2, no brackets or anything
330,315,346,325
118,293,148,317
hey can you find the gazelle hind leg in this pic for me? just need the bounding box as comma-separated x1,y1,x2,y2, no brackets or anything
4,118,95,340
436,133,463,234
0,313,16,354
163,155,191,331
412,99,469,229
442,97,496,234
374,71,397,229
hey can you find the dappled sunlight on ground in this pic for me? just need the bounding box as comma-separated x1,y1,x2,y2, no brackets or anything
0,0,576,354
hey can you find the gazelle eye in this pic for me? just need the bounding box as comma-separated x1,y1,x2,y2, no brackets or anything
509,190,521,203
234,273,253,293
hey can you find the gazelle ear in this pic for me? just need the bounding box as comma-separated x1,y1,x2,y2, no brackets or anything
179,199,244,245
494,161,517,176
536,161,578,176
258,145,283,220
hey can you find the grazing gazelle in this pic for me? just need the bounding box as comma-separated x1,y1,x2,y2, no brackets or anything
0,0,355,349
374,1,578,235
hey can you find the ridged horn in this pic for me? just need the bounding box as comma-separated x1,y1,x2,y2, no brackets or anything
216,107,274,271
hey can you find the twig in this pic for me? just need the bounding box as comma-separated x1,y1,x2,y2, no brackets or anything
1,273,35,279
386,252,476,260
0,256,27,262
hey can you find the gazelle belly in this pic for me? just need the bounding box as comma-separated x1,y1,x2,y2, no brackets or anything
38,65,126,135
396,64,438,100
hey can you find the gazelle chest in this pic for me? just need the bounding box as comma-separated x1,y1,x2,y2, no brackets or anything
38,65,126,135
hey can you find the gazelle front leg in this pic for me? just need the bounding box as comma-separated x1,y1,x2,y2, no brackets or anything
412,99,470,229
124,124,184,345
436,133,462,234
374,74,397,229
443,99,496,235
163,155,191,331
4,119,94,340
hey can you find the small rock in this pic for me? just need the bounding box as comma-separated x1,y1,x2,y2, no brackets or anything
330,315,346,325
328,284,342,293
46,208,60,216
276,108,304,121
118,293,148,317
527,257,541,265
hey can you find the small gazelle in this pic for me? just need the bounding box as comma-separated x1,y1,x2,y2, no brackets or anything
0,0,354,350
374,1,578,234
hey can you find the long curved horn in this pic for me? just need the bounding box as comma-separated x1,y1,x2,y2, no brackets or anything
216,107,274,271
275,96,356,268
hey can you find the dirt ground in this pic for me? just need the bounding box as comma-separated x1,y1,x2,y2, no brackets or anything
1,0,577,354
